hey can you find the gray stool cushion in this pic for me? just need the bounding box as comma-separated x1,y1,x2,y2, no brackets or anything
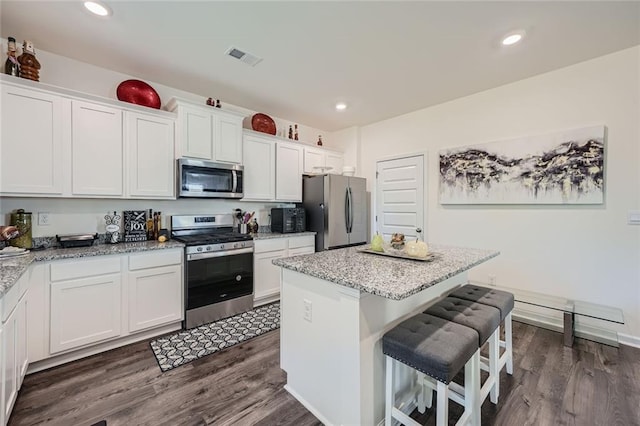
425,297,501,346
450,285,515,320
382,313,478,384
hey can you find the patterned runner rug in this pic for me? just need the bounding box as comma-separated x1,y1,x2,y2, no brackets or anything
150,302,280,372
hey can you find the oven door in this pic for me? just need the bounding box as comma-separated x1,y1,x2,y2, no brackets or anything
178,158,244,198
186,249,254,311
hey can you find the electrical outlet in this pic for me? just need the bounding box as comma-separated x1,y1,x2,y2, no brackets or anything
488,275,496,286
303,299,312,322
38,212,51,226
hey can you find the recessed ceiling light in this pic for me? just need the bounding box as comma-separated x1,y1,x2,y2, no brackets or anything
502,31,525,46
335,102,347,111
84,1,111,17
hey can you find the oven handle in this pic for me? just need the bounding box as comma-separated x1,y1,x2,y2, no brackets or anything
188,247,253,261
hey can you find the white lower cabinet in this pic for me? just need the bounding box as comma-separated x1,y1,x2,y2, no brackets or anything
128,250,183,333
253,235,315,306
50,273,122,354
1,272,28,426
24,249,183,369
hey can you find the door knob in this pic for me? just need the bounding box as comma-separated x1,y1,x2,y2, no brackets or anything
416,228,422,233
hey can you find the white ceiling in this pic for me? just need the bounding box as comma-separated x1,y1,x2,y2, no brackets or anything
1,1,639,132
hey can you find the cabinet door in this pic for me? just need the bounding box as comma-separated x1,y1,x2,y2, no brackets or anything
2,308,17,423
325,152,344,175
126,112,175,198
50,274,122,354
303,147,325,174
128,265,182,333
254,249,287,304
16,295,27,388
214,112,243,164
178,105,213,160
0,85,64,195
242,135,275,200
71,100,123,196
275,143,303,202
26,263,47,364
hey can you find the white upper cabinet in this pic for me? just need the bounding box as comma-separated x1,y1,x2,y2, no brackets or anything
214,111,244,164
303,146,344,175
168,98,245,164
0,75,176,200
325,151,344,175
125,112,175,198
242,133,276,200
71,100,123,196
0,84,64,195
174,104,213,160
276,142,304,202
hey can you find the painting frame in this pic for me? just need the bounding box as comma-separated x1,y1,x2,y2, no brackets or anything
438,125,606,205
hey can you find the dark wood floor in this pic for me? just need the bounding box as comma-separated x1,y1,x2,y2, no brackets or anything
9,322,640,426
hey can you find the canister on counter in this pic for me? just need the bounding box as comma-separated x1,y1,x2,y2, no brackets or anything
9,209,32,248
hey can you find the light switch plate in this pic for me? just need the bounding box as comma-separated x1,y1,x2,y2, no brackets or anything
628,211,640,225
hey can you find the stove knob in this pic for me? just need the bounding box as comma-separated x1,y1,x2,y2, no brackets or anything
240,242,245,248
234,243,240,249
206,246,212,251
197,247,203,252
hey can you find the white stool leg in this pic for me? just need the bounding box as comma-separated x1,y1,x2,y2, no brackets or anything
417,372,426,413
489,328,499,404
466,350,481,426
385,356,394,425
505,312,513,375
436,381,449,426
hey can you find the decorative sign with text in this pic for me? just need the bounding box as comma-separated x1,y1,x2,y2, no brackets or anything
123,210,147,242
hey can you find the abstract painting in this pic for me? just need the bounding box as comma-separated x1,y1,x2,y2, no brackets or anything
439,126,605,204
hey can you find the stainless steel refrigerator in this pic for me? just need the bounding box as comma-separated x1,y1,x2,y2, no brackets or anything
303,174,368,252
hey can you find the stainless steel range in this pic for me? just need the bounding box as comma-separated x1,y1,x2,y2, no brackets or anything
171,214,254,329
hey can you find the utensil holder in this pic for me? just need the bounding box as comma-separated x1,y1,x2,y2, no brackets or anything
238,224,248,234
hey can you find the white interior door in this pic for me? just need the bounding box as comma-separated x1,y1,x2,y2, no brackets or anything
375,155,425,241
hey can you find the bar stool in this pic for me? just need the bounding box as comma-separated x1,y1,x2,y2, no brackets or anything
424,297,501,406
382,313,481,426
450,285,514,380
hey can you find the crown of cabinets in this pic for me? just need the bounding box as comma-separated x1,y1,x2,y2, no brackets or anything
167,98,245,164
0,76,176,199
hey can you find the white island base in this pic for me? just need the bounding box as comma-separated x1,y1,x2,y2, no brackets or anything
280,268,468,426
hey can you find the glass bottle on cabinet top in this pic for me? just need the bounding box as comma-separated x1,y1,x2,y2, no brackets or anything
4,36,19,76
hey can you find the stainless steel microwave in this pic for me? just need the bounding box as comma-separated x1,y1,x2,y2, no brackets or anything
177,158,244,198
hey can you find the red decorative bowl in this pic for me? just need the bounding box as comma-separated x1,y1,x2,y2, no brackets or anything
116,79,161,109
251,113,276,135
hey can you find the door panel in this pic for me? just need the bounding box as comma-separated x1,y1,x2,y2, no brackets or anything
376,155,425,241
327,175,349,248
348,177,367,245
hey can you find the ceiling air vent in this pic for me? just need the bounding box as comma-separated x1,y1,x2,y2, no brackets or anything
225,46,262,67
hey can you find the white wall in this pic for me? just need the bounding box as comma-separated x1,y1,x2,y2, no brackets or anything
353,46,640,339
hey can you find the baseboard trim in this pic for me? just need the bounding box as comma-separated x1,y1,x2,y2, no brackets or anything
618,333,640,348
254,290,280,307
27,321,182,374
284,384,334,426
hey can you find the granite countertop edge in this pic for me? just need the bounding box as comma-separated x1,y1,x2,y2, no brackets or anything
0,232,318,297
273,246,500,300
0,240,185,298
252,231,316,240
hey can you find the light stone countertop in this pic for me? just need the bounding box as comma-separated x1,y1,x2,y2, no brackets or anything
0,240,184,298
272,244,499,300
252,231,316,240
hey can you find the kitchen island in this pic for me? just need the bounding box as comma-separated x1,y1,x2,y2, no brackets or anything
273,244,499,426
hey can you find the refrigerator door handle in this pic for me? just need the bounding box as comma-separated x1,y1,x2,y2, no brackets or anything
347,187,354,233
344,188,350,234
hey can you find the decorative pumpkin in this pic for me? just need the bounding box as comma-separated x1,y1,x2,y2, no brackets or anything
405,239,429,258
